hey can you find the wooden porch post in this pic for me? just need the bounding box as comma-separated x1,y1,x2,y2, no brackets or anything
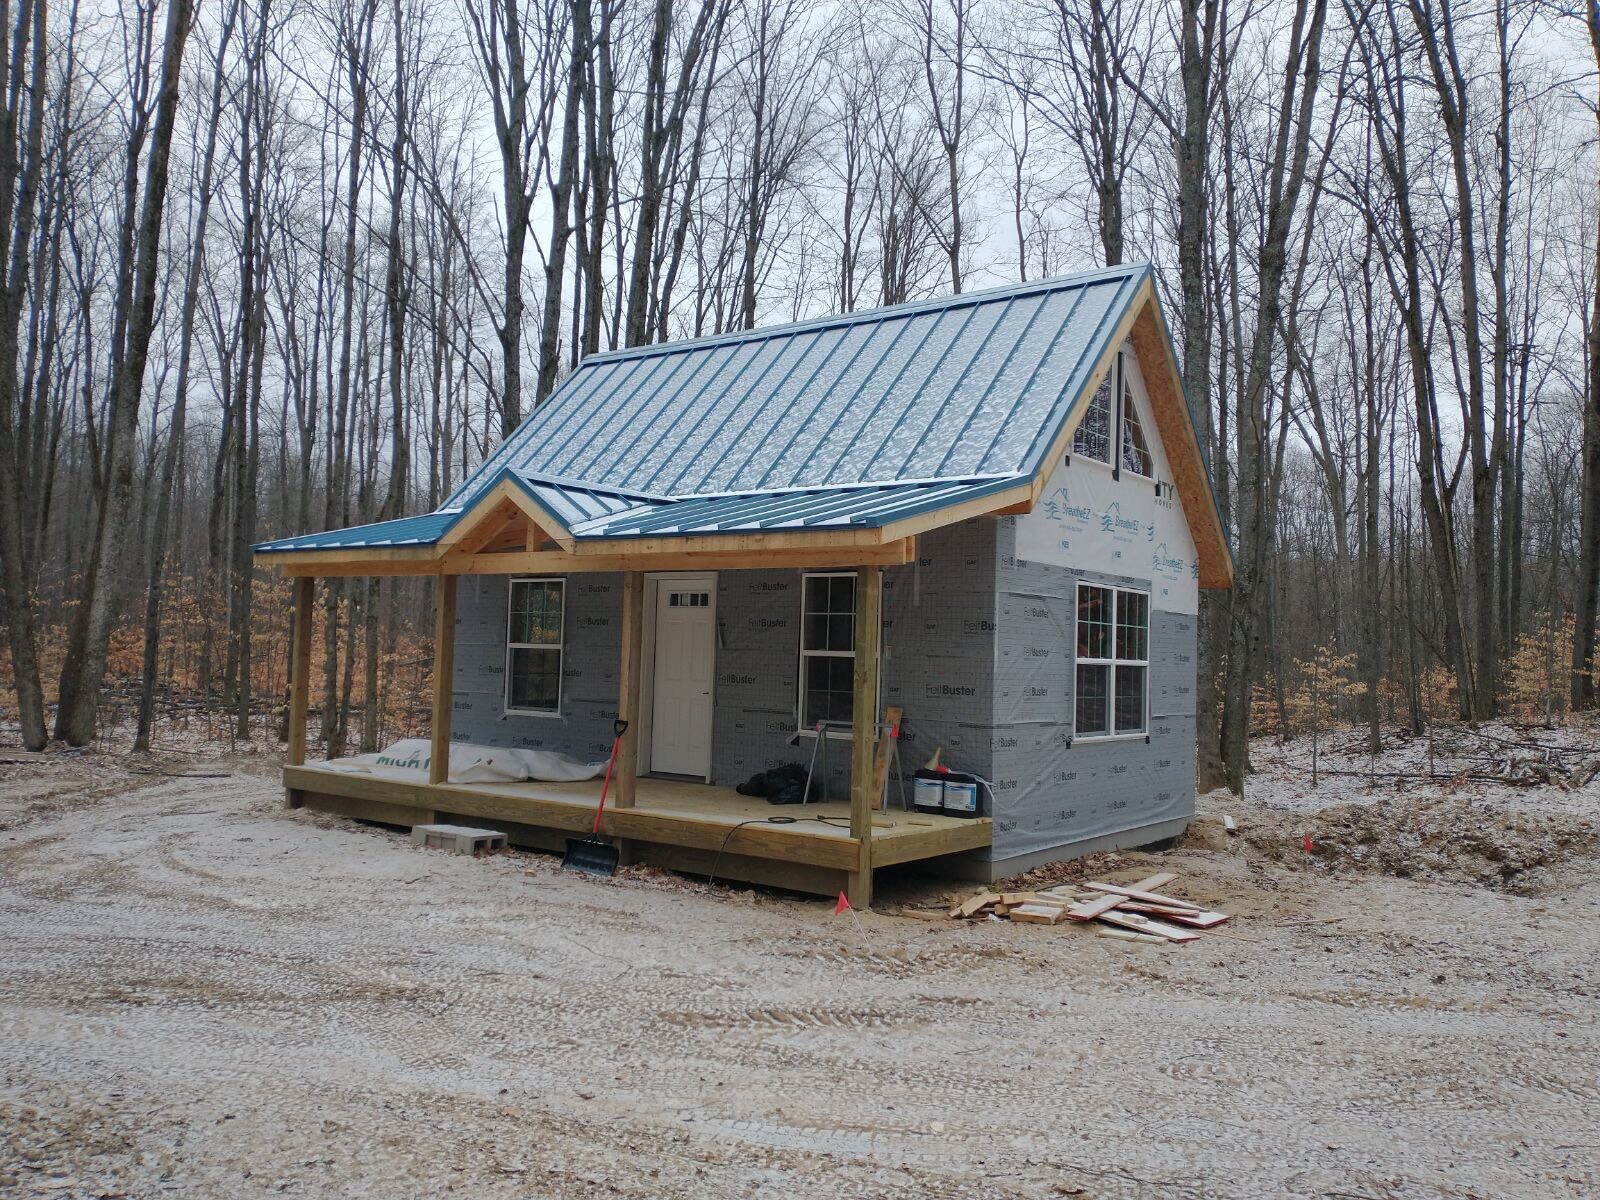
848,566,882,909
615,571,645,807
285,577,315,808
428,574,457,786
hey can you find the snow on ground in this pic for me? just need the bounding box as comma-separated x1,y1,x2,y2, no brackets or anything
1231,715,1600,819
2,726,1598,1199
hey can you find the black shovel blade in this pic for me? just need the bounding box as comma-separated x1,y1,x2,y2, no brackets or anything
561,835,619,877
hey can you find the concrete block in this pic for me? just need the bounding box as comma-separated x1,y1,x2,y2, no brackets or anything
410,823,509,856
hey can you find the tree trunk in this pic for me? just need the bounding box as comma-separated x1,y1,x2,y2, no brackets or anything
54,0,195,745
0,0,49,749
1574,2,1600,711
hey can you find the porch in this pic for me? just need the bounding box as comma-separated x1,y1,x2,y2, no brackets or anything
284,761,991,897
273,518,983,905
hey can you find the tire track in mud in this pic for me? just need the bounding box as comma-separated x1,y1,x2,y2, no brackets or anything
5,753,1600,1199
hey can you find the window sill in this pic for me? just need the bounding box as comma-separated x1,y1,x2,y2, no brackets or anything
1073,731,1148,743
504,708,563,719
794,727,857,741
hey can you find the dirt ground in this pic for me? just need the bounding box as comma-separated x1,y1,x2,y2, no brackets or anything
3,726,1599,1200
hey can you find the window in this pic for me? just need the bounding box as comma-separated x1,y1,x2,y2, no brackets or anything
506,578,564,714
1121,379,1152,476
1072,372,1113,463
799,573,856,730
1074,583,1148,737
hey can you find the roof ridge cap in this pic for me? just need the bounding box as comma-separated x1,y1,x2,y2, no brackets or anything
576,263,1152,369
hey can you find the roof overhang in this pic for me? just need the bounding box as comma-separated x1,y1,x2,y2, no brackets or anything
1020,273,1233,590
252,271,1231,588
252,475,1034,577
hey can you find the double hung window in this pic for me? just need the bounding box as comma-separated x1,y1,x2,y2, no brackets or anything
799,573,856,729
1074,583,1148,737
506,579,564,714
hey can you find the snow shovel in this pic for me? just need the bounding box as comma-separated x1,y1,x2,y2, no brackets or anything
562,719,628,877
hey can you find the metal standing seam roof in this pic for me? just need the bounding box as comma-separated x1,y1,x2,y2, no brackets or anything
254,264,1151,555
256,511,457,552
566,475,1030,539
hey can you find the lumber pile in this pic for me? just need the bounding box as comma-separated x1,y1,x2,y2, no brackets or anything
915,871,1230,943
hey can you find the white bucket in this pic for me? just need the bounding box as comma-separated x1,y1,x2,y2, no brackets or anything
942,777,978,816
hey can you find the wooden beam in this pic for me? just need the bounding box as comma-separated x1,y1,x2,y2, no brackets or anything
448,497,523,555
428,574,457,785
615,571,645,808
256,545,439,572
570,524,888,557
269,539,917,578
286,576,315,768
870,704,903,812
847,566,882,909
436,476,575,552
879,481,1034,542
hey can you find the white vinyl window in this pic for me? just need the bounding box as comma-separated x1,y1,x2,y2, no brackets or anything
1072,370,1114,463
1074,582,1148,738
1121,377,1152,476
506,578,564,715
798,572,856,730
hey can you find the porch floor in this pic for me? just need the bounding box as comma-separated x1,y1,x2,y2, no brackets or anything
283,762,991,897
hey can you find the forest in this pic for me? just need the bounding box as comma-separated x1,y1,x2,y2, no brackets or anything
0,0,1596,796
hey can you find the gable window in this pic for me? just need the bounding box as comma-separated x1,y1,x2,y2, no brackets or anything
1074,583,1148,738
799,572,855,730
1121,379,1152,476
506,578,564,714
1072,372,1113,463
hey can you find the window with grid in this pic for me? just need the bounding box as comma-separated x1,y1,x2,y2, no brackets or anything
505,579,564,714
1074,583,1148,738
1121,378,1152,476
798,573,856,730
1072,370,1114,463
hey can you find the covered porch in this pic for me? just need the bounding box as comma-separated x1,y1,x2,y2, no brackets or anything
266,482,1008,906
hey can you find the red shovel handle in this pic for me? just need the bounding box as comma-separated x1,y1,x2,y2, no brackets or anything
591,720,629,835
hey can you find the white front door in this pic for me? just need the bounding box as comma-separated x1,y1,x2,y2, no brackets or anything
649,575,716,777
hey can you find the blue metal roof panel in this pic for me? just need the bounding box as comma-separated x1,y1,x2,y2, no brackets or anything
568,475,1027,539
440,264,1148,507
260,265,1151,557
253,511,456,553
506,471,664,533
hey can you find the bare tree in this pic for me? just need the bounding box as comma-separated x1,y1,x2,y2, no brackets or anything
0,0,51,749
55,0,197,745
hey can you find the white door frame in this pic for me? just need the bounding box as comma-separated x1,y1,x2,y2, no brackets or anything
639,572,718,782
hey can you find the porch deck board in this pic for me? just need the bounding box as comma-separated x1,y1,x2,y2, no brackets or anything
283,763,990,889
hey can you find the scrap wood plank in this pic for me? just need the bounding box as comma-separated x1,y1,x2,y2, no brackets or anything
1096,911,1201,942
1008,903,1067,925
871,705,903,809
953,891,1000,918
1117,900,1203,917
1082,882,1201,911
1153,908,1231,929
1126,871,1179,892
1066,893,1128,922
1096,926,1170,945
